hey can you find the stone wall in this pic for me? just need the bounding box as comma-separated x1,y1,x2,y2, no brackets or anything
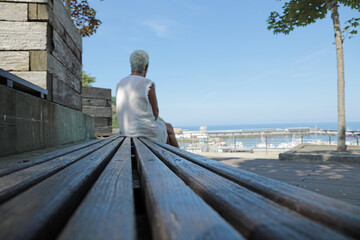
0,0,82,110
82,87,112,135
0,84,94,157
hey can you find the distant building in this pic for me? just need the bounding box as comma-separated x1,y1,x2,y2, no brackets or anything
199,126,207,132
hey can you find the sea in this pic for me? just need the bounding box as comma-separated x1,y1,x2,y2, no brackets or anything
176,122,360,150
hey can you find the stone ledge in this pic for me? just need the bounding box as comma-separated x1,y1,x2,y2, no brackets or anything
279,144,360,163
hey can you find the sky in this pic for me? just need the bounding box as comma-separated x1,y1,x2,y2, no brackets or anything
83,0,359,127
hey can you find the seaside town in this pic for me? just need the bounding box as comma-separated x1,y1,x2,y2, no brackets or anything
1,0,359,239
174,126,360,153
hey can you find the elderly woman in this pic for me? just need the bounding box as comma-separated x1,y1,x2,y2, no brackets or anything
116,50,179,148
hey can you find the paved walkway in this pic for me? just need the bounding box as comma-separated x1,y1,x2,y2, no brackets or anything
280,144,360,162
200,153,360,206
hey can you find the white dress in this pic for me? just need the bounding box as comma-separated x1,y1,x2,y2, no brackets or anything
116,75,168,143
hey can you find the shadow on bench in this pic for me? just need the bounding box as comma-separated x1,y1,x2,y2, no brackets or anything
0,135,359,240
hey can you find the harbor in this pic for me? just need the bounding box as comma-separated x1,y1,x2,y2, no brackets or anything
175,126,360,153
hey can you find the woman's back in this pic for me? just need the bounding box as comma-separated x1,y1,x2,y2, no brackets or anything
116,75,167,142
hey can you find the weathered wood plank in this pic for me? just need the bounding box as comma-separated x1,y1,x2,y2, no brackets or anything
48,8,82,61
0,22,47,50
52,0,82,50
83,106,112,118
95,126,112,134
82,86,111,100
94,117,111,126
0,51,29,71
146,138,360,239
0,138,122,240
58,138,135,240
48,53,81,92
133,138,244,240
0,137,120,204
142,138,351,240
82,97,108,107
0,137,112,177
52,30,81,79
52,75,81,110
0,2,28,21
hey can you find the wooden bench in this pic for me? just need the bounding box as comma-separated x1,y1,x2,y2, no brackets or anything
0,135,359,240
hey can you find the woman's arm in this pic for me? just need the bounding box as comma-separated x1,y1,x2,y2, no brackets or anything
148,84,159,120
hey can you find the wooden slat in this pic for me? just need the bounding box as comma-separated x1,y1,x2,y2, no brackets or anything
147,138,360,238
0,135,119,177
0,138,122,240
141,138,349,240
58,138,135,240
133,138,243,240
0,137,121,204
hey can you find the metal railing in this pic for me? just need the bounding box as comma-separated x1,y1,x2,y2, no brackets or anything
177,130,360,153
0,68,48,99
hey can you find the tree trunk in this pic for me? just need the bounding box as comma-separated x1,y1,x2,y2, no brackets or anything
325,0,347,152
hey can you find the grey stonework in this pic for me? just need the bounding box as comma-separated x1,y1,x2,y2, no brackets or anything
0,0,82,110
0,85,94,157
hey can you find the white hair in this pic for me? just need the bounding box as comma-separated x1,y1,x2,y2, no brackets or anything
130,50,149,73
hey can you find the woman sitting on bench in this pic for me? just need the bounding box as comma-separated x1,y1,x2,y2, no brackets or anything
116,50,179,148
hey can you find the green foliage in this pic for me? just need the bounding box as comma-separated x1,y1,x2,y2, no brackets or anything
343,17,360,39
112,112,119,128
267,0,360,39
111,96,119,128
63,0,103,37
82,70,96,87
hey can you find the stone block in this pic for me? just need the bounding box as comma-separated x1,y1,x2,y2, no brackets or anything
82,97,107,107
0,2,28,21
38,4,48,20
30,51,47,71
82,87,111,100
10,71,47,89
0,22,47,50
82,106,112,118
28,3,38,20
0,82,94,158
0,51,29,71
52,76,82,110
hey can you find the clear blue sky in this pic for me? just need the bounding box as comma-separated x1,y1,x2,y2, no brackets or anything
83,0,359,127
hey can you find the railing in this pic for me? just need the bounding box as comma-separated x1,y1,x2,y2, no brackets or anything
177,129,360,153
0,68,48,99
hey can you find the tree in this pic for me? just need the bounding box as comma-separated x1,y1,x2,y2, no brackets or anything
63,0,103,37
111,97,119,128
82,70,96,87
267,0,360,152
